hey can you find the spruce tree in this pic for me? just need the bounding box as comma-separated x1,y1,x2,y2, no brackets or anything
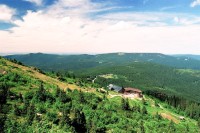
23,98,30,114
36,82,46,101
141,106,148,115
71,109,86,133
168,120,176,133
198,118,200,129
0,114,7,132
59,90,71,103
140,120,145,133
78,91,85,103
185,124,189,132
27,104,36,125
13,104,21,116
55,86,61,97
19,93,23,102
60,106,71,127
0,82,9,105
121,98,130,110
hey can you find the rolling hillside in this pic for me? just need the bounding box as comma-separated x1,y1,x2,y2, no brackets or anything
174,54,200,61
77,62,200,103
5,52,200,71
0,57,199,132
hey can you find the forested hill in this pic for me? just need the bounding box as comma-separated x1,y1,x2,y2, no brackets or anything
77,62,200,103
0,56,200,132
173,54,200,61
5,52,200,71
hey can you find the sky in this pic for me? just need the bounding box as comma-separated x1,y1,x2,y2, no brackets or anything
1,0,200,54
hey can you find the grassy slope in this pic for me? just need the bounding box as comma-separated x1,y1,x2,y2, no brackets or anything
0,57,81,91
108,95,197,131
0,57,199,132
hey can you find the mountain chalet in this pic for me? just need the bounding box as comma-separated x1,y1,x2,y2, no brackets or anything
108,84,143,98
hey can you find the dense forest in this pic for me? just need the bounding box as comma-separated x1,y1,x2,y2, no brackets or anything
77,62,200,102
75,62,200,124
1,57,200,132
5,53,200,71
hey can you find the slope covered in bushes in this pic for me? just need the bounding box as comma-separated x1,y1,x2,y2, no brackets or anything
0,57,199,132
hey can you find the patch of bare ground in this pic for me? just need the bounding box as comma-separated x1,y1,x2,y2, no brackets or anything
161,113,179,124
109,94,142,100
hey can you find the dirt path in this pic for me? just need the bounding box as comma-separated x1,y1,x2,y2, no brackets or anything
161,113,179,124
109,94,141,100
157,104,180,123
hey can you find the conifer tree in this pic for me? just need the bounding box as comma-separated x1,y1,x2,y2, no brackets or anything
141,106,148,115
27,104,36,125
198,118,200,129
71,109,86,133
60,105,71,127
185,124,189,132
78,91,85,103
0,82,9,105
121,98,130,110
36,82,46,101
0,114,6,132
19,93,23,102
55,86,61,97
168,120,176,133
140,121,145,133
23,98,30,114
59,90,71,103
13,104,21,116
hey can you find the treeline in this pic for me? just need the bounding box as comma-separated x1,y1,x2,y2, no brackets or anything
49,71,76,81
8,58,24,66
47,71,100,89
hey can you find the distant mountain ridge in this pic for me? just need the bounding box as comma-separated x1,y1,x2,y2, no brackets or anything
173,54,200,61
5,52,200,71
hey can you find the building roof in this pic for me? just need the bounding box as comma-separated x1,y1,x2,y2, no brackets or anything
124,88,142,93
108,84,123,92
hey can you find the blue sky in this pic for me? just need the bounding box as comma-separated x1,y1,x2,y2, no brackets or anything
1,0,200,54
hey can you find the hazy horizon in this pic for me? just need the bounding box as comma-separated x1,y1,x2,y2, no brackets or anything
1,52,200,56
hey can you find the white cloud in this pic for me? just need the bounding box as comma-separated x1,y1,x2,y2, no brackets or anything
23,0,43,6
160,5,180,11
56,0,91,7
173,15,200,25
1,0,200,54
98,12,183,26
173,17,179,23
48,0,102,17
0,5,15,22
190,0,200,7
